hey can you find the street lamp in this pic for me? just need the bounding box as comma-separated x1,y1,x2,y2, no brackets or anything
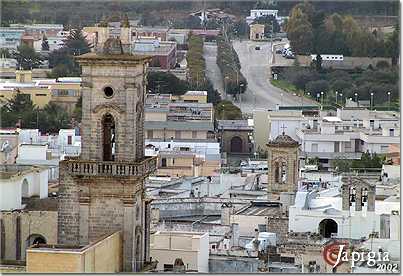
387,91,391,111
320,91,324,108
370,92,374,110
224,76,230,99
239,83,244,108
280,92,284,106
354,92,358,105
335,90,338,105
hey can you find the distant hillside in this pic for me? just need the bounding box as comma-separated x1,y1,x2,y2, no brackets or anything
0,0,399,28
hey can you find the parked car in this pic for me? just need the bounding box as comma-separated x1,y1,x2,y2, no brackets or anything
273,37,282,42
255,46,261,50
275,48,283,54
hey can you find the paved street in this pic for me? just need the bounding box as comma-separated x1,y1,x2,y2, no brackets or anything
203,42,224,98
232,40,318,113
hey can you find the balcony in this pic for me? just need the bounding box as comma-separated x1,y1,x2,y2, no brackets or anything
63,156,157,177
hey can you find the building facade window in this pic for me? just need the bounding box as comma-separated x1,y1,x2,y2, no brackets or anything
147,130,153,139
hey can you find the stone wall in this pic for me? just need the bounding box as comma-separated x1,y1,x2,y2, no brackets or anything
27,232,122,273
220,130,251,154
209,256,258,273
267,216,289,242
78,56,149,162
58,164,146,271
1,210,57,261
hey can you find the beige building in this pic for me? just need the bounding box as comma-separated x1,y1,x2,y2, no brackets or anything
217,120,253,154
150,231,209,272
49,77,81,114
172,91,208,103
155,150,220,177
250,24,265,41
0,70,81,112
0,71,51,108
253,109,270,154
145,92,215,142
26,232,122,273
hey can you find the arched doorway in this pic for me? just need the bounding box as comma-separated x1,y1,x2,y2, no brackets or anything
26,234,47,247
102,113,115,161
230,136,243,153
319,219,338,238
22,179,29,198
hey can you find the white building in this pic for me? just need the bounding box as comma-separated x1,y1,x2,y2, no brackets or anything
150,231,209,272
253,109,319,154
33,31,68,52
246,10,278,25
0,165,49,211
296,113,400,169
289,187,400,240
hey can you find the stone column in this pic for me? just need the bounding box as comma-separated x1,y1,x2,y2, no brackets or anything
355,187,362,211
367,186,375,212
57,162,80,245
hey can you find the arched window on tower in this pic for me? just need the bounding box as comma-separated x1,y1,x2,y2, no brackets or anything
281,161,287,183
102,113,115,161
349,187,356,206
362,188,368,206
274,161,279,183
136,103,144,160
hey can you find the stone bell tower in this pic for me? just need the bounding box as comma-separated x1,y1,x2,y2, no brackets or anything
267,132,299,201
57,37,156,272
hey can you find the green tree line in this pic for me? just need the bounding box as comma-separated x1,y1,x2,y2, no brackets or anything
216,35,247,96
285,1,399,64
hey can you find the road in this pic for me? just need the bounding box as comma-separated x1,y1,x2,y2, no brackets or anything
232,39,318,113
203,42,225,98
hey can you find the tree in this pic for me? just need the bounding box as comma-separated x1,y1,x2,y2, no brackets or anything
285,7,313,54
253,15,280,35
215,100,242,120
73,96,82,122
313,54,322,71
147,71,189,95
121,13,130,28
47,64,72,78
48,28,91,77
41,34,50,51
331,158,352,172
0,48,11,58
38,103,70,134
13,44,43,70
386,23,399,66
0,92,38,128
305,80,329,95
64,29,91,56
